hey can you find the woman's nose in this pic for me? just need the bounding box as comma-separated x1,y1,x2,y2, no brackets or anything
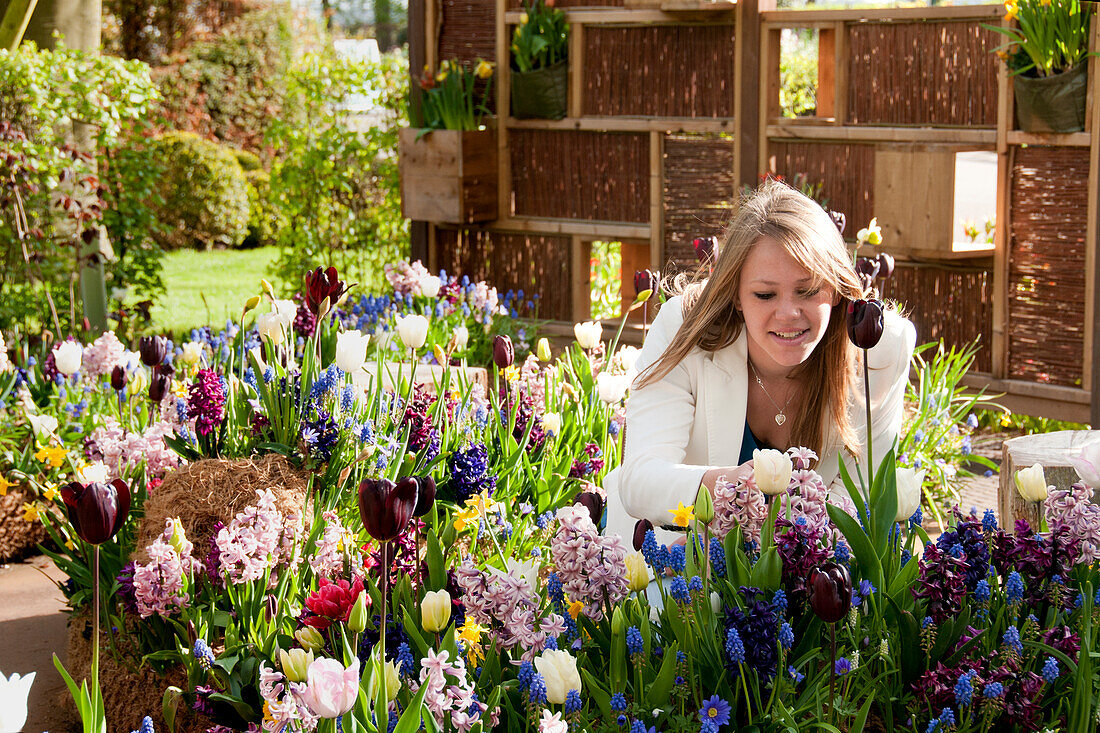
779,297,801,319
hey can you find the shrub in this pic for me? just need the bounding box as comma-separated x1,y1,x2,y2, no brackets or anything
234,148,262,171
242,168,282,248
148,131,250,251
780,28,817,118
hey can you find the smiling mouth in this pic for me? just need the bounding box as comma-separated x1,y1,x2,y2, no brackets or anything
771,329,809,341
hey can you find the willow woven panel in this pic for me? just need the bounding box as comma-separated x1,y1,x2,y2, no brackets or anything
886,265,993,373
511,130,649,221
846,21,999,126
435,228,573,320
1008,146,1089,388
583,25,736,117
663,134,736,272
438,0,495,65
508,0,621,8
768,142,874,231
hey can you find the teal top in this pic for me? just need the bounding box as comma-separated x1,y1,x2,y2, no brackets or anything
738,419,773,465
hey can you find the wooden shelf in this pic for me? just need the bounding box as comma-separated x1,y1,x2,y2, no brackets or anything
766,120,997,145
507,115,736,133
1007,130,1091,147
503,7,734,24
436,216,650,240
761,5,1002,25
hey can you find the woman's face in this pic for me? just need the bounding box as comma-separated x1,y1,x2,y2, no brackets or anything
736,237,838,375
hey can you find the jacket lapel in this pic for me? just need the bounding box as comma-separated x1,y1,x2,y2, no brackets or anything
702,333,749,467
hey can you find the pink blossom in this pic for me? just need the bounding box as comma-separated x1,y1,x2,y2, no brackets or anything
384,260,432,297
302,657,360,719
1046,483,1100,564
132,521,200,618
82,332,125,379
87,417,182,480
308,511,351,578
711,474,767,543
539,710,569,733
215,490,292,584
549,506,629,621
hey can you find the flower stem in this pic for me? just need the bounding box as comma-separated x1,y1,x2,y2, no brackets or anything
828,622,836,725
379,540,389,733
863,348,873,485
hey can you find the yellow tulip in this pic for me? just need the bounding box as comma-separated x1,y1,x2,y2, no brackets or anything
624,551,649,593
475,60,494,79
421,589,452,633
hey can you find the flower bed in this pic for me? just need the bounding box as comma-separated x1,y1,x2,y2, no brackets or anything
0,262,1096,733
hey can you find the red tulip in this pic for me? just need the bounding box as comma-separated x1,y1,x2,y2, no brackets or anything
149,371,170,403
808,562,852,623
633,518,654,552
855,257,879,282
358,477,418,542
304,266,349,316
876,252,895,280
60,479,131,545
110,365,126,391
692,236,717,264
139,336,168,367
303,576,367,630
846,299,885,350
492,335,514,369
413,475,436,517
573,490,605,527
633,269,658,297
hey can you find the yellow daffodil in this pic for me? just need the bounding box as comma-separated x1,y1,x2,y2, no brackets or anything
567,598,584,620
436,71,448,83
670,501,694,527
64,539,74,550
465,491,499,517
457,620,487,660
35,445,67,469
520,11,528,24
1004,1,1018,20
0,476,11,496
42,484,58,502
454,506,480,532
22,502,39,523
503,365,519,383
475,60,494,79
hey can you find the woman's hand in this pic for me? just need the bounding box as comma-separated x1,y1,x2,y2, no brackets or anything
701,460,754,491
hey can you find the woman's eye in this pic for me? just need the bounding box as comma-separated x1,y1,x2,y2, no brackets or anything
799,288,821,297
753,292,775,301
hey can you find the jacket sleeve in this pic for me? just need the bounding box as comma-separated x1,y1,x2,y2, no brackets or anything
618,297,716,525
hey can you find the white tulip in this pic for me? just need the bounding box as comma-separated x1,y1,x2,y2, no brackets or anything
649,606,660,624
0,670,35,733
256,312,287,346
894,467,925,523
53,341,82,376
624,551,649,592
486,558,541,593
367,659,401,703
272,298,297,321
452,326,469,351
335,331,371,373
533,649,582,704
710,592,722,615
574,321,603,350
417,275,442,299
596,372,629,404
420,589,452,633
26,412,58,440
542,412,562,436
181,341,203,365
753,448,793,495
78,461,111,484
1015,463,1049,503
1070,441,1100,489
396,314,429,350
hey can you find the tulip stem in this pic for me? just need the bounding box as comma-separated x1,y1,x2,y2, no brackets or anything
828,622,836,725
93,544,100,724
863,348,873,488
379,540,389,733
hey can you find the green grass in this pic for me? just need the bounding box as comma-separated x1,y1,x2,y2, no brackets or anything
152,246,281,336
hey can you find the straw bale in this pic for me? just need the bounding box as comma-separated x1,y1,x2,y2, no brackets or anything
1008,145,1089,387
135,453,309,560
662,133,737,273
847,20,999,126
887,263,993,373
0,485,47,562
436,228,573,320
66,611,204,733
769,141,875,233
511,130,649,222
584,25,736,117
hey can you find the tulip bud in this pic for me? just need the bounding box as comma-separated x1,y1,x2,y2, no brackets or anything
632,518,653,552
318,296,331,319
894,467,925,523
413,475,436,517
876,252,895,280
279,647,315,683
536,337,552,362
53,341,83,377
261,278,275,298
433,344,447,366
1015,463,1049,503
829,209,847,235
295,626,326,653
855,257,880,283
693,484,715,524
347,591,369,633
149,371,170,403
573,490,605,527
139,336,168,367
573,321,603,351
451,326,469,352
304,266,349,317
808,562,852,624
167,518,189,555
181,341,203,365
542,412,561,436
492,335,514,369
846,298,885,350
396,314,429,351
243,295,261,314
753,449,793,496
110,365,126,391
533,650,582,705
692,236,717,264
358,477,419,542
368,659,401,703
59,478,131,545
624,551,649,593
421,589,452,633
633,269,658,297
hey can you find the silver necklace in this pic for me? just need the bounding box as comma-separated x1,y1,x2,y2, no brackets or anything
748,361,795,426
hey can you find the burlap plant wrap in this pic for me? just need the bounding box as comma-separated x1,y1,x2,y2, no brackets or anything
0,485,47,562
510,60,569,120
1014,63,1088,133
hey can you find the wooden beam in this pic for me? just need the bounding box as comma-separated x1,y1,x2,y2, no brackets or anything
762,5,1002,24
407,0,429,263
817,26,836,119
1089,15,1100,423
504,8,736,24
569,23,584,117
506,116,737,132
1005,131,1091,147
959,374,1090,424
767,122,997,145
649,130,664,272
759,27,781,176
440,217,651,239
571,235,591,321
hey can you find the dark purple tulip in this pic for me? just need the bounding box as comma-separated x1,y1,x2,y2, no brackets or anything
692,236,717,264
304,266,349,316
846,298,885,350
60,479,131,545
876,252,895,280
358,477,418,542
492,335,514,369
808,562,852,623
855,257,880,282
829,210,847,235
149,371,170,402
573,490,605,527
413,475,436,517
110,365,126,391
633,269,658,297
139,336,168,367
633,518,654,552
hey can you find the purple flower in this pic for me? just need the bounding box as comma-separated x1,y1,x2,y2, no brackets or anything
834,657,852,675
187,369,226,437
699,695,731,726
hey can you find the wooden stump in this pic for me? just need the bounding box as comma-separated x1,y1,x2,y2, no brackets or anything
998,430,1100,529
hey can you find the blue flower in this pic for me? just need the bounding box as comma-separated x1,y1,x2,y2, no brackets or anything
1006,572,1024,604
192,639,215,671
700,695,731,726
688,575,704,593
922,616,934,629
610,692,627,711
132,716,154,733
616,714,628,727
529,672,548,704
626,626,644,656
630,722,656,733
669,544,686,572
1042,656,1059,683
564,689,583,713
788,665,805,683
778,622,794,650
909,507,923,528
938,708,956,727
954,671,975,707
772,589,788,614
518,660,534,690
983,682,1004,698
710,537,726,577
834,540,851,563
974,579,991,602
642,530,663,572
670,576,690,604
1003,626,1022,654
726,627,745,664
834,657,852,675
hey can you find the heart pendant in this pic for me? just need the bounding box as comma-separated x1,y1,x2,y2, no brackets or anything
775,413,786,426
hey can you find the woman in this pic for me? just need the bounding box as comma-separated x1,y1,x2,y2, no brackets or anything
604,180,916,542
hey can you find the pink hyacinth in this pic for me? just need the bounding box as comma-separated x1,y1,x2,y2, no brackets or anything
1045,483,1100,564
711,473,768,543
215,490,293,584
384,260,431,297
82,332,126,379
87,417,182,480
258,664,318,732
132,520,201,618
454,559,560,659
308,511,352,578
549,505,629,621
411,649,495,732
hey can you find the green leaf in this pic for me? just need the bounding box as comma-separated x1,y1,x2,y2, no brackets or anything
826,504,884,592
645,641,680,709
749,545,782,591
392,672,431,733
162,686,183,733
580,668,613,721
426,530,446,590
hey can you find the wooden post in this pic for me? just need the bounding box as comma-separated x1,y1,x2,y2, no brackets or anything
649,130,663,274
571,235,591,321
992,13,1012,381
1087,15,1100,425
408,0,429,264
735,0,773,190
817,27,836,119
497,0,511,221
758,26,781,177
569,22,584,118
832,21,848,126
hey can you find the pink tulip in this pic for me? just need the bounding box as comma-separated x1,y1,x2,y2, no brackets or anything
303,657,360,718
1070,441,1100,489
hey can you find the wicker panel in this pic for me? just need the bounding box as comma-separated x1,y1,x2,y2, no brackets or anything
508,0,622,7
768,142,874,232
847,21,999,126
438,0,496,65
511,130,650,222
584,25,736,117
435,228,573,320
887,264,993,373
1008,146,1089,388
663,134,737,273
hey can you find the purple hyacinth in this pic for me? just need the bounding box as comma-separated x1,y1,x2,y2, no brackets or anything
187,369,226,437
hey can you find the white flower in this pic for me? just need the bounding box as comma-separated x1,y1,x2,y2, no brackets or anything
366,659,401,703
53,341,82,376
452,326,469,351
710,591,722,615
26,412,58,440
649,606,660,624
396,314,429,350
1070,441,1100,489
856,218,882,247
624,551,649,592
533,649,582,704
272,298,297,320
0,670,35,733
611,345,641,377
542,412,562,436
0,332,10,373
1015,463,1049,503
180,341,204,365
574,321,603,350
334,331,371,373
279,648,315,683
417,275,442,298
596,372,629,404
256,312,288,346
894,467,925,523
753,448,793,495
420,589,452,633
538,710,569,733
487,558,541,592
78,461,111,484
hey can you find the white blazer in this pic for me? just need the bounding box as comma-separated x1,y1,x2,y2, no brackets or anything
604,295,917,543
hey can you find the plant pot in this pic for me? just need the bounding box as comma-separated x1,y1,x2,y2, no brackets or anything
1014,63,1088,133
398,128,498,224
510,61,569,120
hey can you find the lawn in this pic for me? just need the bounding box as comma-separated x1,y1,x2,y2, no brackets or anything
151,247,280,336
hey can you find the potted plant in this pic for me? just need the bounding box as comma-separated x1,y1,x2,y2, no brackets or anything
510,0,570,120
400,59,498,224
986,0,1094,133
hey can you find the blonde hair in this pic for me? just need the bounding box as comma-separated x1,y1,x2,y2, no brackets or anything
640,179,865,459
